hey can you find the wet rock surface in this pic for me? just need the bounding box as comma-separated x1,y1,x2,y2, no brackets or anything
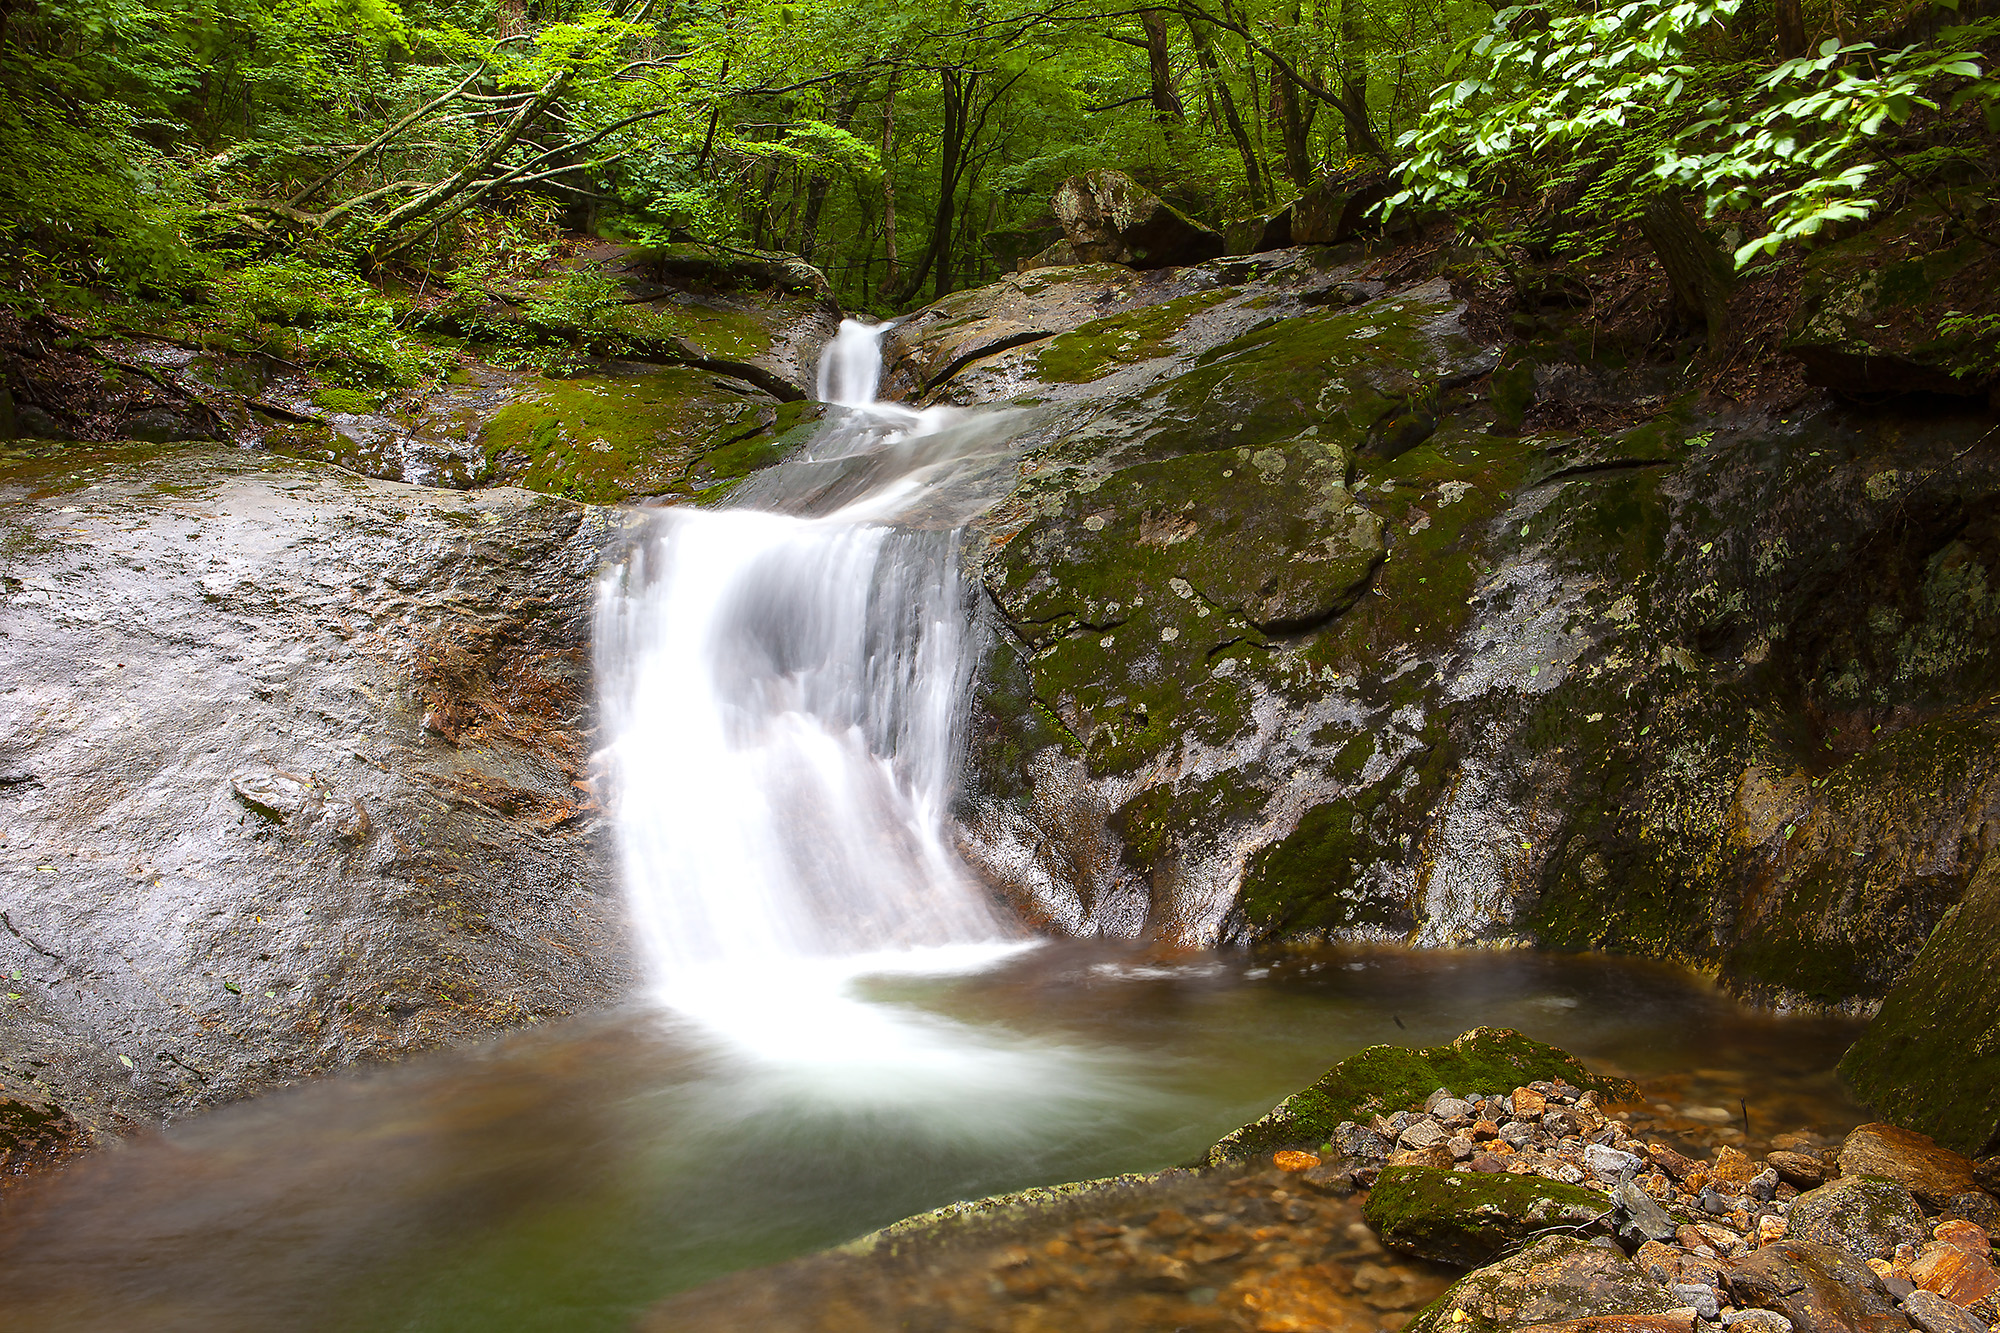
0,441,632,1152
644,1153,1456,1332
879,241,2000,1012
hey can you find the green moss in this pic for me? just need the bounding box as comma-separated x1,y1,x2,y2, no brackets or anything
1209,1027,1636,1163
605,299,784,362
477,369,796,503
311,386,379,414
1030,287,1235,383
1363,1165,1609,1267
1842,845,2000,1156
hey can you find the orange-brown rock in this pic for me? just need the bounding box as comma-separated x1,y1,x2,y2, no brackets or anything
1911,1240,2000,1305
1840,1124,1984,1208
1712,1146,1759,1186
1934,1220,1992,1256
1274,1150,1321,1172
1513,1087,1549,1118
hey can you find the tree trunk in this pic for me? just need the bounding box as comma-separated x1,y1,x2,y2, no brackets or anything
1775,0,1809,59
1140,11,1185,121
1187,17,1265,206
797,82,866,261
1335,0,1381,160
881,74,900,295
1640,193,1734,354
1272,63,1312,188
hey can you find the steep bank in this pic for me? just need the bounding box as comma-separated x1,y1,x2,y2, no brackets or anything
0,441,633,1161
876,245,2000,1016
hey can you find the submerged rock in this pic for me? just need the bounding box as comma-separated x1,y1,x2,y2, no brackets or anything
0,442,632,1145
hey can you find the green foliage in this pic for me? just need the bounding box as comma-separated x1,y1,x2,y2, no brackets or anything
214,260,450,386
0,96,203,293
1391,0,2000,267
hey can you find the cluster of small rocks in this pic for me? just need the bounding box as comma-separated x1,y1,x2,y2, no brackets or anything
1319,1080,2000,1333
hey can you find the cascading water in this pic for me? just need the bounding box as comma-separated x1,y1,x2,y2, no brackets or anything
595,321,1039,1071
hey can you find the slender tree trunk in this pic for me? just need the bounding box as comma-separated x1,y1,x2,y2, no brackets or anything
1640,192,1734,355
1140,11,1185,121
798,81,866,261
1775,0,1808,58
881,74,900,295
1335,0,1380,160
1272,65,1312,187
1188,17,1266,207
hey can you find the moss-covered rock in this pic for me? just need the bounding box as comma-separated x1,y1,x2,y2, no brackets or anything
1209,1027,1635,1164
1785,198,2000,399
1783,1176,1930,1262
475,367,814,503
1846,872,2000,1148
1406,1234,1686,1333
1364,1165,1611,1267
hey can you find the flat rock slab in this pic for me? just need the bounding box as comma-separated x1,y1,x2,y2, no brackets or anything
0,442,633,1143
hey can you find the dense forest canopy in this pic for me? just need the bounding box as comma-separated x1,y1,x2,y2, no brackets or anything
2,0,1995,382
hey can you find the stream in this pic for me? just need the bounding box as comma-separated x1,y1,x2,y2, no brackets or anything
0,324,1871,1331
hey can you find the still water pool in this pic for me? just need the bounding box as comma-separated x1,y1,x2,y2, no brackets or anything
0,943,1865,1332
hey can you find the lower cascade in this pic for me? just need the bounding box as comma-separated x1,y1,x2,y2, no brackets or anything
594,320,1029,1061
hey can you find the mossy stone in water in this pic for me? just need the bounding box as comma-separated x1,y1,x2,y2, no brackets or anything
1208,1026,1636,1164
1363,1164,1609,1267
1840,850,2000,1157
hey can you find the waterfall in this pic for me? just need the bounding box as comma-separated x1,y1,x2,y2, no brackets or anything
595,320,1029,1064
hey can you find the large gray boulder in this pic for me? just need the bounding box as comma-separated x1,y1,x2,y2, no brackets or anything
1047,170,1225,270
0,442,633,1149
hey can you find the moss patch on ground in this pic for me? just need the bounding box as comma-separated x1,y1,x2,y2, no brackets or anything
1030,287,1235,383
1209,1027,1636,1163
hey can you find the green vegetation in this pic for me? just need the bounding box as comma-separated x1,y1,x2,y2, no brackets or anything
6,0,1989,355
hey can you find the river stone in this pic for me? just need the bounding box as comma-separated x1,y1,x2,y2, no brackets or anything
1786,1177,1930,1262
1210,1027,1633,1164
1723,1241,1912,1333
1904,1289,1993,1333
1049,169,1225,270
1406,1234,1690,1333
0,442,633,1141
1840,1125,1988,1209
1363,1163,1610,1267
1588,1143,1646,1182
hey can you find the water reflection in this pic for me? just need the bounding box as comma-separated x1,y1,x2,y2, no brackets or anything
0,945,1868,1332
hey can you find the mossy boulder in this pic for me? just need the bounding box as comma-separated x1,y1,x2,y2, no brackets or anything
476,367,814,503
1785,198,2000,400
1840,850,2000,1158
1209,1027,1635,1164
1050,169,1225,270
1783,1176,1930,1262
1406,1234,1687,1333
1364,1165,1610,1267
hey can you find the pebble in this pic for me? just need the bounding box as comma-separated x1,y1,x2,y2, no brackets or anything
1671,1281,1721,1319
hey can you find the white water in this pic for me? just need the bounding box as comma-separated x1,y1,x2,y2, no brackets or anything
595,321,1055,1081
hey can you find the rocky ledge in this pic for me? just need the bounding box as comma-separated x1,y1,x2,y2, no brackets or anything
0,441,633,1178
